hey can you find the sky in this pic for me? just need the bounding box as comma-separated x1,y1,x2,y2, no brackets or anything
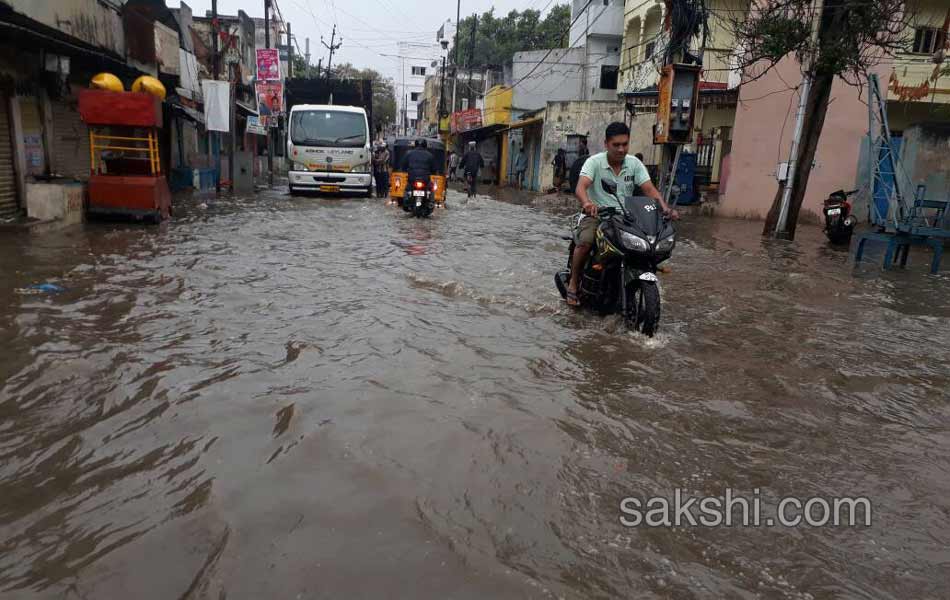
168,0,560,83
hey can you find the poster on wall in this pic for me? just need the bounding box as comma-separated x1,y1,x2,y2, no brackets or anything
246,116,267,136
256,48,280,81
255,81,283,117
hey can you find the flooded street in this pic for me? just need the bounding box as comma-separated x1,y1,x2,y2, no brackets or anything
1,188,949,599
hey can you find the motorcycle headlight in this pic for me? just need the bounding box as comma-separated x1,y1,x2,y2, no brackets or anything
657,236,675,252
620,230,649,252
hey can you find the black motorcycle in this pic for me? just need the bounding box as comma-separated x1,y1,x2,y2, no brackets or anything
555,181,676,336
822,189,858,244
403,176,435,218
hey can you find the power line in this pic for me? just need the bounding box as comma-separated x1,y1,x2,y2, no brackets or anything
509,0,595,89
513,2,627,89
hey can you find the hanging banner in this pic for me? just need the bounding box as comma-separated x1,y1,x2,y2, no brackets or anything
200,79,231,132
246,116,267,135
255,81,283,117
256,48,280,81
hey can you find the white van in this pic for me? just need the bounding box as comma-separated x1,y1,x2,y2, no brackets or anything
287,104,372,196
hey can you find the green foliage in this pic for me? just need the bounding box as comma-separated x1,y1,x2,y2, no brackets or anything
452,4,572,68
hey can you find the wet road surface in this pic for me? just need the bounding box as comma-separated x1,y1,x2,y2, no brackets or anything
1,187,949,599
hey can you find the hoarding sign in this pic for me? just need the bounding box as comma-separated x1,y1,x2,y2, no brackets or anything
255,81,283,116
256,48,280,81
246,116,267,135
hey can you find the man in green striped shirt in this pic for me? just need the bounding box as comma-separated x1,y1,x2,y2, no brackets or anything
566,122,677,306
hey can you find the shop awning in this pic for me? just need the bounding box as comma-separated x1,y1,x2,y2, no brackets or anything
169,102,205,125
504,117,543,132
235,101,259,116
457,123,508,141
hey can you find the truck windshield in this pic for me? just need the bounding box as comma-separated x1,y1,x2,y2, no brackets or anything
290,110,366,147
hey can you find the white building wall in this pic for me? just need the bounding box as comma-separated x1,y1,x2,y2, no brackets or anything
510,48,587,110
397,42,443,134
571,0,626,47
582,36,623,101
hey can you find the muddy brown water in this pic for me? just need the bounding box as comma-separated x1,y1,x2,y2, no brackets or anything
1,188,948,599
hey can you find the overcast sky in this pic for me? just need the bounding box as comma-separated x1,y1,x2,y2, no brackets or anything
168,0,558,83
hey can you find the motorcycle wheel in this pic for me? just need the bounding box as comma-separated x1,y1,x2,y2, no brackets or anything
626,282,661,337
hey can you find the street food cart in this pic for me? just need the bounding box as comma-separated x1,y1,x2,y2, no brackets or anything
78,89,171,222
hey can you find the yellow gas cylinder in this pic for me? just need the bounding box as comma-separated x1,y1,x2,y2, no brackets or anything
90,73,124,92
131,75,167,100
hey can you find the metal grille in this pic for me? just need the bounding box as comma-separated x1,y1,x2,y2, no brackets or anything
0,97,18,219
52,99,91,180
695,139,715,186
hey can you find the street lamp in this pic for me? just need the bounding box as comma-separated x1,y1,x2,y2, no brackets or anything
438,39,449,127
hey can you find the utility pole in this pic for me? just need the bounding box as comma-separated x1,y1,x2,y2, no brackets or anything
401,58,406,135
263,0,275,186
211,0,221,194
305,37,312,76
451,0,461,114
322,24,342,80
287,22,293,78
438,55,447,119
775,0,824,237
467,13,477,110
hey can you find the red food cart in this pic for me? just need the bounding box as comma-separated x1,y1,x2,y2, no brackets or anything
78,89,171,222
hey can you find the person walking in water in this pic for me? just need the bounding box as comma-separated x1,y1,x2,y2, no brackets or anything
448,150,460,183
462,141,484,198
372,142,391,199
514,146,528,190
552,148,567,195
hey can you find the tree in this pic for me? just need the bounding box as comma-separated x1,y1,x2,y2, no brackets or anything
452,5,572,68
725,0,914,239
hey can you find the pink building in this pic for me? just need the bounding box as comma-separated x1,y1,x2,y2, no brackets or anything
719,58,878,222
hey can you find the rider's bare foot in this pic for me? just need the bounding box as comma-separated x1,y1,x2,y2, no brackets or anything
566,286,580,306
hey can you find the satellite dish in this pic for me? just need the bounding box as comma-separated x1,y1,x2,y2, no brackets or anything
431,61,438,68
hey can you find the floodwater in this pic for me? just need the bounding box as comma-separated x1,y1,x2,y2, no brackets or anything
1,188,948,599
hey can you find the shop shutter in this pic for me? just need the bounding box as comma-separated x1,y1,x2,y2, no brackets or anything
51,99,90,180
0,97,18,219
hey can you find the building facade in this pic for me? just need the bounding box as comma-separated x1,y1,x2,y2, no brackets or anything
396,41,444,135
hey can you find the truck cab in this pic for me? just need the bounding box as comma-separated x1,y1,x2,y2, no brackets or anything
287,104,372,196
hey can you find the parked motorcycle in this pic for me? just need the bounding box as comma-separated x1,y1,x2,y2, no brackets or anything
403,176,435,218
555,181,676,336
823,189,858,244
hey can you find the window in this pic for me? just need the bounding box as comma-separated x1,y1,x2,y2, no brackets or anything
290,110,368,148
600,65,619,90
911,27,946,54
411,92,421,101
411,66,427,76
645,41,656,61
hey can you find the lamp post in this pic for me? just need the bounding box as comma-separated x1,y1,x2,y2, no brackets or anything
438,39,449,131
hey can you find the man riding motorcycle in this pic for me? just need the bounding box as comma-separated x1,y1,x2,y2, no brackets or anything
566,122,678,307
400,139,436,187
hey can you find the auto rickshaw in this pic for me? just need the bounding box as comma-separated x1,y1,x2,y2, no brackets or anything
389,137,447,209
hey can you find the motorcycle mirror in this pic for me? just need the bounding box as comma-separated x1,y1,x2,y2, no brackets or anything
601,180,619,197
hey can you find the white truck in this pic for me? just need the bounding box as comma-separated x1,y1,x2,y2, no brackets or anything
286,104,373,196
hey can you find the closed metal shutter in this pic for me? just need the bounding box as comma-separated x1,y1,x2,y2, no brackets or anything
0,97,18,219
51,99,90,180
